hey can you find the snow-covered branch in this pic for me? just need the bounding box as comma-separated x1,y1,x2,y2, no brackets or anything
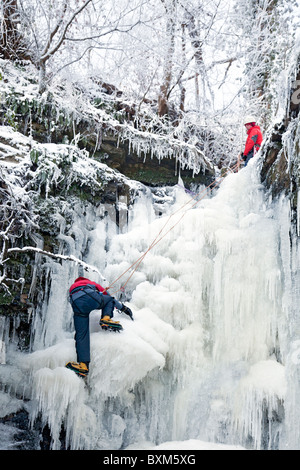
7,246,106,281
40,0,93,62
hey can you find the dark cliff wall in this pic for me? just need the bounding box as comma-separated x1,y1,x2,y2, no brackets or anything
260,54,300,218
94,133,213,187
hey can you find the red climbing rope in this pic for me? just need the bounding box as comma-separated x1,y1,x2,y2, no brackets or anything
106,161,240,295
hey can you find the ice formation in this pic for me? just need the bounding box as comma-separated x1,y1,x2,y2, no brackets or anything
1,152,300,450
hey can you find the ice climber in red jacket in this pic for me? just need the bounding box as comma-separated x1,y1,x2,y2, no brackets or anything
241,116,263,167
65,276,133,378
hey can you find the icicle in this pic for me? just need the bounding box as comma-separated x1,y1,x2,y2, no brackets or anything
0,340,5,364
31,367,93,450
297,189,300,236
233,361,286,450
282,340,300,449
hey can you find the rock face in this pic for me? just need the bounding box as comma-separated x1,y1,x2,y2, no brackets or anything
260,55,300,216
96,133,214,187
0,58,214,190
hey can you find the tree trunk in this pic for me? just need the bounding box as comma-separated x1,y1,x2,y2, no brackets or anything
158,0,176,117
0,0,30,61
38,61,47,94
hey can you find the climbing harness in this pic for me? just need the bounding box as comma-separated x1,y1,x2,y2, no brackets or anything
69,284,104,316
105,161,240,296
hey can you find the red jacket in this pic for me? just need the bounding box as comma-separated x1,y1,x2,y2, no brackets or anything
69,277,108,294
243,125,263,157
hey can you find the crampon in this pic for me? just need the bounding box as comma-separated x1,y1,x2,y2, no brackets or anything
100,316,123,332
65,361,89,379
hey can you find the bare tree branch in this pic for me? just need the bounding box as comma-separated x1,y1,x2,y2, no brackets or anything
40,0,93,63
7,246,106,281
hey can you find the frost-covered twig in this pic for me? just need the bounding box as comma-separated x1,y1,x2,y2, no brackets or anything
7,246,106,281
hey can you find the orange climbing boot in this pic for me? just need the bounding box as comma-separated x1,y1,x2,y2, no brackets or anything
65,361,89,378
100,315,123,332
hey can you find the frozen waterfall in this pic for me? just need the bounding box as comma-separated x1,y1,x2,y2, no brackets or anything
5,158,300,450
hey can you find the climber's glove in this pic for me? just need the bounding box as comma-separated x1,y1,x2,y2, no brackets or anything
121,304,134,321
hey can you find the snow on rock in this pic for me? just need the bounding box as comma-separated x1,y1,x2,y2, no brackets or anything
23,339,77,372
150,439,245,450
88,309,170,397
238,360,286,398
26,305,173,449
0,423,24,450
126,438,245,450
0,125,32,164
0,390,24,418
234,360,286,449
